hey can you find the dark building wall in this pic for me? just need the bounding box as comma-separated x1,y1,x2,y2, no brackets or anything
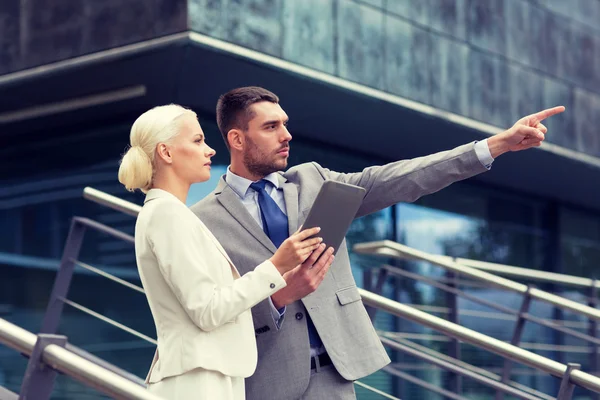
0,0,187,74
1,0,600,156
189,0,600,158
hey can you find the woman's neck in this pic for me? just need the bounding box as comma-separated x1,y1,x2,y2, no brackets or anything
152,174,190,204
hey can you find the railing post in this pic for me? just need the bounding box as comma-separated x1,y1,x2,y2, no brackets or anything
496,285,534,400
363,268,373,293
556,363,581,400
19,334,68,400
446,269,462,396
40,219,87,334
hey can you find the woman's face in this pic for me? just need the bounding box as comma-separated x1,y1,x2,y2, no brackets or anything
169,115,216,184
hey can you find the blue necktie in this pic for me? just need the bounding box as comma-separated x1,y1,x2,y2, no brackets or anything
250,180,288,247
250,180,323,349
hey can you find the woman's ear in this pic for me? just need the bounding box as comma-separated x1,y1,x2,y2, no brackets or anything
156,143,173,164
228,129,244,151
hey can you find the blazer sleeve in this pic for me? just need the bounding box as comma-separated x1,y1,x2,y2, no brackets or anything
314,142,488,217
146,203,287,332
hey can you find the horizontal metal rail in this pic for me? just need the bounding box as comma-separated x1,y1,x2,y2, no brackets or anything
450,257,600,290
355,241,600,323
83,187,141,217
64,343,146,386
384,364,467,400
0,318,162,400
401,304,590,330
73,216,135,244
60,297,157,345
380,337,541,400
359,288,600,393
380,264,600,345
353,381,400,400
383,335,553,400
74,260,145,294
382,331,596,354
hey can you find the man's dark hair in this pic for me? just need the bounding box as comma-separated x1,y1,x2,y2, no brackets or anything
216,86,279,149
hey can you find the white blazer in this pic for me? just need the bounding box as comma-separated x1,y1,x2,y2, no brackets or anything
134,189,286,384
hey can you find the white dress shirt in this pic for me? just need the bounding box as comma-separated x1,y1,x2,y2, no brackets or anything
474,139,494,169
225,169,288,325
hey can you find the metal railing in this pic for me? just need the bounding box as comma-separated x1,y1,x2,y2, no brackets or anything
354,240,600,322
355,240,600,399
83,187,141,216
369,263,600,347
360,289,600,398
436,255,600,290
32,214,592,400
6,189,394,399
78,186,600,399
0,318,162,400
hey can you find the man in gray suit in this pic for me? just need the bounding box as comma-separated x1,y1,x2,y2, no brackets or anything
191,86,564,399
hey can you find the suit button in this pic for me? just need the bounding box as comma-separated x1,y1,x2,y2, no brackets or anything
270,283,275,289
295,312,303,321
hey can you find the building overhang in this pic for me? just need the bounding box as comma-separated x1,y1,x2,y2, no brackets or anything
1,32,599,211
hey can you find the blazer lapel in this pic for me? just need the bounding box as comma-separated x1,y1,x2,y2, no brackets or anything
215,177,278,254
279,174,299,235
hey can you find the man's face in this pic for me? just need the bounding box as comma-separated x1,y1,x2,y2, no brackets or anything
242,101,292,177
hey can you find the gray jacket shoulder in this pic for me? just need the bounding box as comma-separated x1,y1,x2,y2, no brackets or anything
282,162,329,184
189,189,218,217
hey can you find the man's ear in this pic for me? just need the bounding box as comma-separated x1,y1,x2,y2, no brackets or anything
228,129,245,151
156,143,173,164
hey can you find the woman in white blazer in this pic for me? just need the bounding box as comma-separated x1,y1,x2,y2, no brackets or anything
117,104,335,400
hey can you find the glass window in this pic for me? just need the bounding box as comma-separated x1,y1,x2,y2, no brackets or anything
560,207,600,279
392,182,556,399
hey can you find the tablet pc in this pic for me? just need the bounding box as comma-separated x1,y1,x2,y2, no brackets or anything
302,180,366,255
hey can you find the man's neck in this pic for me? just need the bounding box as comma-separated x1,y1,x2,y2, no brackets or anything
229,161,264,182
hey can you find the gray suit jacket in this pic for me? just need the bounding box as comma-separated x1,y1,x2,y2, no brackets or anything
191,142,488,400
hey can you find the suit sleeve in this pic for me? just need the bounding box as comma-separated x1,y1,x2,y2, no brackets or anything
146,204,287,332
315,142,488,217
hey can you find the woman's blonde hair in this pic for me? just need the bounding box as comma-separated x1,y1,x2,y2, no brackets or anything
118,104,197,193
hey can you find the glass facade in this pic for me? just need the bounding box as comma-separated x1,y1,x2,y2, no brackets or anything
2,114,600,399
390,187,559,398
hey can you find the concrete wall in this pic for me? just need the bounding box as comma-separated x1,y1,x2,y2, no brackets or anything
1,0,599,157
189,0,600,157
0,0,187,73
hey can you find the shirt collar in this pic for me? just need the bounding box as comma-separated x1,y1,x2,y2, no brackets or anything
225,166,280,198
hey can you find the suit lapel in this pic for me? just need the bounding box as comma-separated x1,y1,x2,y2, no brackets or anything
215,177,278,254
279,174,299,235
